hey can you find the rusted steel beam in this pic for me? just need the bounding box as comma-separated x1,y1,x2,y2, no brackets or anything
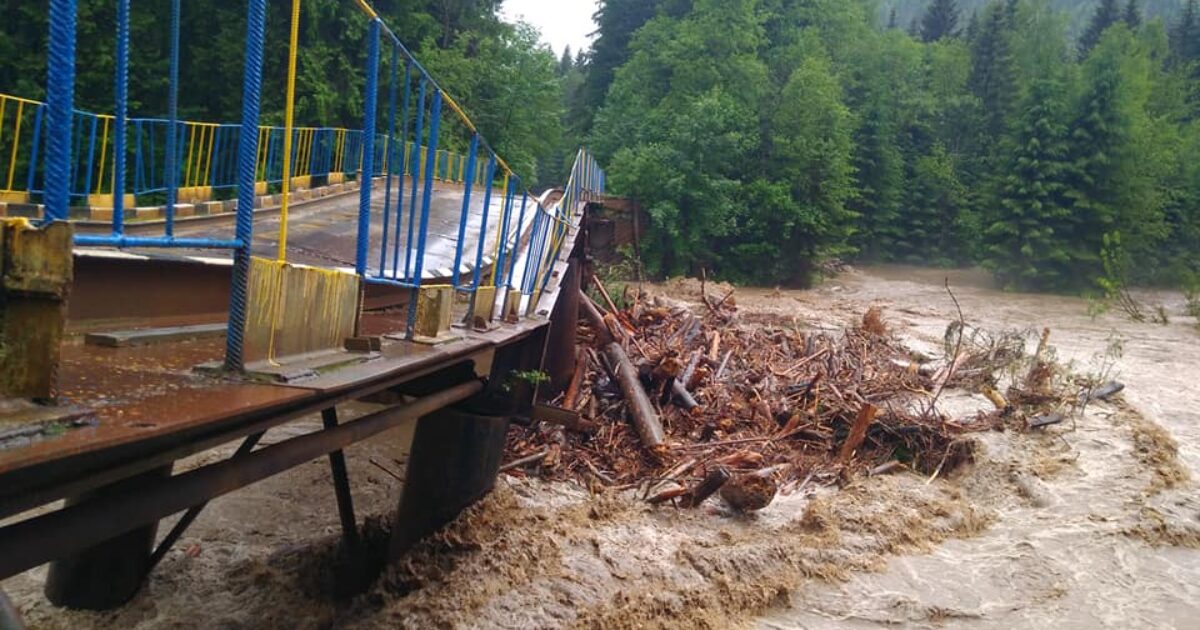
0,380,482,581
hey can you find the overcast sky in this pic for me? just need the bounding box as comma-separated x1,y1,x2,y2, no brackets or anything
500,0,599,56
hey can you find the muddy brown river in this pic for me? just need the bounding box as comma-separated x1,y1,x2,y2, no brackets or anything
5,265,1198,629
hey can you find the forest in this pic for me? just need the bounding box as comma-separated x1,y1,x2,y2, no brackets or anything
580,0,1200,293
0,0,1198,293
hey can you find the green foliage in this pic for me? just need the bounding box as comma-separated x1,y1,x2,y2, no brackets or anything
586,0,1197,292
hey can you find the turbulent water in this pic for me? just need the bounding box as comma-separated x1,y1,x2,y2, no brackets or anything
756,266,1200,629
4,266,1198,629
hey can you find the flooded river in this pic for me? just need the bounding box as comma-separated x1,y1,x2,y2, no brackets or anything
5,265,1198,629
754,266,1200,629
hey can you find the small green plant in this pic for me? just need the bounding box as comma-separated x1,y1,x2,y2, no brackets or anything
1182,272,1200,321
1097,232,1145,323
502,369,550,392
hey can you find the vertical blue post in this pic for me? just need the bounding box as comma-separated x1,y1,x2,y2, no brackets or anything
378,43,398,276
390,61,412,278
26,105,43,194
223,0,268,372
521,209,546,295
493,177,516,288
451,133,479,288
112,0,130,236
404,90,443,338
403,79,426,279
356,19,381,277
470,155,498,289
43,0,77,222
411,91,442,283
506,190,529,287
164,0,181,236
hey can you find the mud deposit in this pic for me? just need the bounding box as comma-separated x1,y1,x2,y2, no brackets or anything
5,266,1199,629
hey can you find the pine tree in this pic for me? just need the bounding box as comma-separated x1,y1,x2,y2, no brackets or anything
559,45,574,75
970,3,1018,142
1171,0,1199,64
1064,32,1130,284
1079,0,1121,57
985,77,1076,289
921,0,961,42
1123,0,1141,29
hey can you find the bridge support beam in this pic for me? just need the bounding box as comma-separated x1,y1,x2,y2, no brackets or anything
544,258,580,396
387,406,509,560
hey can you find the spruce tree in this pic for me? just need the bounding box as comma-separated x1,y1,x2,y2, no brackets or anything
1064,32,1129,284
1123,0,1141,29
970,3,1018,142
1079,0,1121,57
559,45,574,75
1171,0,1199,64
921,0,961,42
986,77,1075,289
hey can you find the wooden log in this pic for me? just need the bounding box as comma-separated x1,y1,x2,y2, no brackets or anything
1028,412,1065,430
681,467,731,507
837,403,879,463
563,350,586,409
532,403,597,433
500,449,550,473
672,379,700,411
580,290,613,345
603,341,666,453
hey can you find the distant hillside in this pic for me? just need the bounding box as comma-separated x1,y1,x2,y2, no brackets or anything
882,0,1188,34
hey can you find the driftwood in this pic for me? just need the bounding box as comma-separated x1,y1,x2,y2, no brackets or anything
604,341,666,454
1028,412,1065,430
532,403,597,434
563,350,587,410
837,403,878,463
500,449,549,472
1086,380,1125,402
720,466,782,511
681,467,731,507
580,291,614,345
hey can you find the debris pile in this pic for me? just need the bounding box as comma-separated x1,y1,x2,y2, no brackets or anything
503,282,1064,510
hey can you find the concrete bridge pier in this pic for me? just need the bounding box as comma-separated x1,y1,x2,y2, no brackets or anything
43,464,173,610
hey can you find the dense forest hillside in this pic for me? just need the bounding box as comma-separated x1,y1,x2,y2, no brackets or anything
885,0,1187,32
575,0,1200,294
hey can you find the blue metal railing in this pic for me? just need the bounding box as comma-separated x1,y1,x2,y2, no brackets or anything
34,0,605,370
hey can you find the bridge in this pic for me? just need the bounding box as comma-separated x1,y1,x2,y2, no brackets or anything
0,0,609,615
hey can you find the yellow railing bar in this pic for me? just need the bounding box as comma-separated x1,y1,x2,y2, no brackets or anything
6,100,24,191
277,0,302,261
95,116,110,194
203,123,217,186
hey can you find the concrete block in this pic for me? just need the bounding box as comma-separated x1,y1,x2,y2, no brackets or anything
173,204,196,218
133,206,164,220
413,285,455,339
0,191,29,203
6,203,41,218
200,201,225,214
87,193,136,209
